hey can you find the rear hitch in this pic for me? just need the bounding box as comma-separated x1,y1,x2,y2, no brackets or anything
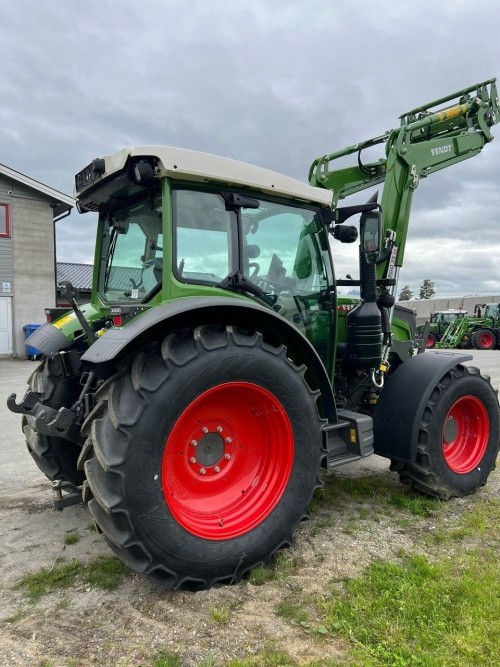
7,390,81,443
7,390,39,415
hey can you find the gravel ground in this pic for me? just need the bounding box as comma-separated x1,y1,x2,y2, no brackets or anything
0,352,499,666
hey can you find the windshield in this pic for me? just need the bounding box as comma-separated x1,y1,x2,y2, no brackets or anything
98,188,162,303
173,188,333,362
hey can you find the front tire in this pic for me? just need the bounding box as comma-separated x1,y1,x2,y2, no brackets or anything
83,325,324,590
397,365,499,498
425,332,437,349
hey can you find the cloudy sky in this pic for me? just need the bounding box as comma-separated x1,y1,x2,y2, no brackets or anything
2,0,500,297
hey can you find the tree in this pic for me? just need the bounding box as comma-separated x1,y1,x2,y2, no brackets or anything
419,279,436,299
398,285,413,301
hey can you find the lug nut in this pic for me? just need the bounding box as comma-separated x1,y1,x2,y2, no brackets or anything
191,440,197,446
225,437,232,444
224,453,231,460
214,466,220,473
189,457,196,464
199,468,206,475
202,427,209,434
217,426,223,432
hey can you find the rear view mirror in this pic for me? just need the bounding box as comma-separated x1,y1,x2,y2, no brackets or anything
360,210,381,264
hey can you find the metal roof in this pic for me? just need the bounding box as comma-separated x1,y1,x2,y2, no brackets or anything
0,164,74,218
56,265,230,292
56,264,143,292
57,263,93,290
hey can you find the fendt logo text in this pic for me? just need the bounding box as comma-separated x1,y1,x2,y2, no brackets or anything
431,145,452,156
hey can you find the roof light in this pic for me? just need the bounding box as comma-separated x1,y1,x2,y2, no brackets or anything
91,158,105,175
133,161,155,185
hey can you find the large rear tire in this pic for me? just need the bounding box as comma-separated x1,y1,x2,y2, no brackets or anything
397,365,499,498
23,357,84,485
82,325,324,590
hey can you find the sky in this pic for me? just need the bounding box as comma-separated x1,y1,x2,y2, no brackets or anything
1,0,500,298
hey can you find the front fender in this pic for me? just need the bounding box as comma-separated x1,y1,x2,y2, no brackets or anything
81,296,337,422
373,351,472,462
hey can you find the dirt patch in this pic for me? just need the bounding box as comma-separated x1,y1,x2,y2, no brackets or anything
1,457,499,667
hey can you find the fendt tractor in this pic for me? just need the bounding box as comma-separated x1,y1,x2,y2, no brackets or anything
437,302,500,349
416,309,467,348
8,79,500,590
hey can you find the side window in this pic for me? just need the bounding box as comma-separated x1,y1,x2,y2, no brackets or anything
173,190,233,284
0,204,9,237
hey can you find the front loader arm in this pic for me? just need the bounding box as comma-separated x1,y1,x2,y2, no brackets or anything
309,79,499,284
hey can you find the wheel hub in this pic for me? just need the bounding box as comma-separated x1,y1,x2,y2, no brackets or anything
443,416,458,444
195,432,225,466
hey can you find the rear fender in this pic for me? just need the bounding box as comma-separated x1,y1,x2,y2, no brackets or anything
373,351,472,462
81,296,337,422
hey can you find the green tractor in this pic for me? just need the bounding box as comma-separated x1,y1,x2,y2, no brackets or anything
470,303,500,349
416,309,467,348
436,302,500,349
8,79,500,590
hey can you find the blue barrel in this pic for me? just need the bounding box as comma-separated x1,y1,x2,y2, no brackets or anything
23,324,42,359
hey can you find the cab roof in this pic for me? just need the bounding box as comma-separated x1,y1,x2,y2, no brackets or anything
88,145,334,206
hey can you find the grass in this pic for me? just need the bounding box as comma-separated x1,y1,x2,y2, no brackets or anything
425,497,500,547
276,601,310,625
210,605,230,625
248,550,300,585
152,650,182,667
223,649,335,667
311,474,442,518
14,556,130,600
316,547,500,667
64,533,79,545
276,469,500,666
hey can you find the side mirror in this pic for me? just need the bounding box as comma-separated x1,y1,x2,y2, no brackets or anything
360,210,381,264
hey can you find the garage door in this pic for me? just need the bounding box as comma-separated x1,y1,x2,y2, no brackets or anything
0,297,12,354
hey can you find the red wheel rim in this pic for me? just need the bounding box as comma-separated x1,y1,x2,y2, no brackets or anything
442,395,489,473
425,335,435,349
479,332,495,349
161,382,294,540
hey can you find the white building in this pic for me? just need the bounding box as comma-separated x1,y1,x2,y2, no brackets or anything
0,164,73,357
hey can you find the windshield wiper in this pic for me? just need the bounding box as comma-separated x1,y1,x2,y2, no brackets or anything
218,271,277,307
103,227,118,292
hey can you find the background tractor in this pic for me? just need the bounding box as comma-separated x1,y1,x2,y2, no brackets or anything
436,302,500,349
8,79,500,590
416,309,467,348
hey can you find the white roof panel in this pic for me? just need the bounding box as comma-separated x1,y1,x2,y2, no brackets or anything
98,146,333,206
